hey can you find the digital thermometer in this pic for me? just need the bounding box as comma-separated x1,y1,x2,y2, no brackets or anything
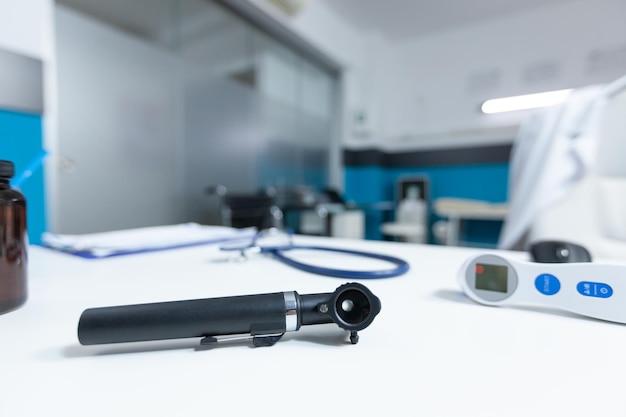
458,253,626,323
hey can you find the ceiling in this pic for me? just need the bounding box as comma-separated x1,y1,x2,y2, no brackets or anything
318,0,578,40
56,0,581,44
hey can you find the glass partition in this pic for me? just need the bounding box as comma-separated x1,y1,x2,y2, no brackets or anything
54,0,338,232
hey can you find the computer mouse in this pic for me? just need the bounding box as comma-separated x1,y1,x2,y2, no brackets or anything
529,240,592,263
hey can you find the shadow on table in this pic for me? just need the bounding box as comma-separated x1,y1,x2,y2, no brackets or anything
62,324,352,357
432,288,618,324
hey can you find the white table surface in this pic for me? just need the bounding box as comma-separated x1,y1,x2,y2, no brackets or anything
3,235,626,416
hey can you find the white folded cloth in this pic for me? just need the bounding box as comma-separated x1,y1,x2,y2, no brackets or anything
41,223,256,258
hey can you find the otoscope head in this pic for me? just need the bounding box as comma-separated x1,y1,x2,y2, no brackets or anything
326,282,381,332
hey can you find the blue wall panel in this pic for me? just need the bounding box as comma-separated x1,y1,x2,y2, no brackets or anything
344,166,386,203
0,109,46,244
343,166,390,239
345,163,509,244
386,163,509,202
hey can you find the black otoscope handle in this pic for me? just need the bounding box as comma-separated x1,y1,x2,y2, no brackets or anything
78,282,381,346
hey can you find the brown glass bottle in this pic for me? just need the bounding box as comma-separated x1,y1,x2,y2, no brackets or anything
0,160,27,314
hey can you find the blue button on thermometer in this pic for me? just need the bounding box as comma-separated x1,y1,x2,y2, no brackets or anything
458,254,624,323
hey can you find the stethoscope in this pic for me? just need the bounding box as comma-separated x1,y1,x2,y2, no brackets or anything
219,229,409,279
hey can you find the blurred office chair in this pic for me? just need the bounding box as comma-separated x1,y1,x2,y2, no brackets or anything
207,185,283,230
500,74,626,260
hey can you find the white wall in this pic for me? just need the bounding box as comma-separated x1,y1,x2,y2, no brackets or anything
247,0,375,140
286,1,382,140
381,0,626,145
0,0,55,134
0,0,55,137
0,0,56,229
257,0,626,149
0,0,54,60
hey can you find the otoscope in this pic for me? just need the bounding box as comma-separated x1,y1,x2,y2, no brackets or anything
78,282,381,347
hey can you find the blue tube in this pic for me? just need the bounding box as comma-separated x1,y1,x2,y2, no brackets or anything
263,245,410,279
12,149,48,188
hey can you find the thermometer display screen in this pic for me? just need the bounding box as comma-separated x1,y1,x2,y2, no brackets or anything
475,263,508,293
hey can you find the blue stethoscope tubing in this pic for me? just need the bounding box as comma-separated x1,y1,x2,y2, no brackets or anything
257,244,410,279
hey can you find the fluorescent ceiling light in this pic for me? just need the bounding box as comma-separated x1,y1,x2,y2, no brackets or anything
481,89,573,114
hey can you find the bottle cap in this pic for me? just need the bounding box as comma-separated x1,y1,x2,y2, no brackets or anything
0,160,15,179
